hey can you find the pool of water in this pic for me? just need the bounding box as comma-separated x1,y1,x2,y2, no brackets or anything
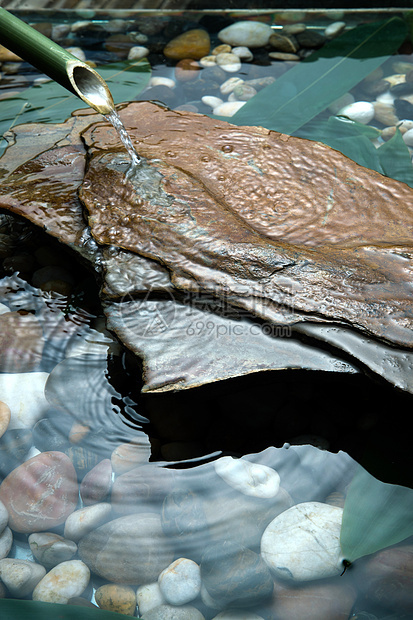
0,7,413,619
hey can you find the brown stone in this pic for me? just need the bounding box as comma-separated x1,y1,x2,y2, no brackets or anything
0,45,22,62
269,32,299,53
0,451,78,533
80,458,113,506
95,584,137,615
163,29,210,61
104,34,136,57
69,423,90,444
175,58,202,82
0,402,11,440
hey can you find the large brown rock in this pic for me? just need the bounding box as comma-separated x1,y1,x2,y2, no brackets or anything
0,451,78,533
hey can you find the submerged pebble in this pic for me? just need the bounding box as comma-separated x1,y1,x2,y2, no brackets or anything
64,502,112,542
158,558,201,606
95,584,137,615
29,532,78,568
0,372,49,430
214,457,280,498
218,21,272,48
137,582,165,615
0,558,46,597
32,560,90,604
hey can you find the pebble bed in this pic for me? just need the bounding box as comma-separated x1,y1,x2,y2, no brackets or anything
1,10,413,620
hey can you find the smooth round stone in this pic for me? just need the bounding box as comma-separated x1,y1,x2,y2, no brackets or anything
218,21,272,48
32,560,90,604
0,312,44,372
215,53,242,73
0,372,49,430
232,46,253,61
143,605,205,620
0,451,78,533
28,532,78,568
127,45,149,60
164,29,210,61
80,458,113,505
220,76,244,95
78,513,174,584
403,127,413,146
64,502,112,542
95,584,137,615
214,457,280,498
212,613,264,620
32,414,71,453
213,101,246,117
161,490,209,561
324,21,346,38
0,402,10,440
337,101,375,124
296,30,326,48
268,52,300,61
0,500,8,534
202,96,224,109
201,540,273,607
111,435,151,474
111,464,175,515
0,558,46,597
261,501,344,581
231,84,257,101
212,44,232,55
199,55,217,67
374,101,399,125
0,527,12,559
269,32,298,53
149,76,176,89
159,558,201,606
137,582,165,615
175,58,202,82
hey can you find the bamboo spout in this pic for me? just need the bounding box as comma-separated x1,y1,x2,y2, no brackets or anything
0,7,115,115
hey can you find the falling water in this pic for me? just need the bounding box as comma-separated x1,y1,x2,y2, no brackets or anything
105,109,141,168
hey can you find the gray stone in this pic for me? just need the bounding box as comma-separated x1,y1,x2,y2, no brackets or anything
158,558,201,606
0,500,8,534
28,532,78,568
0,558,46,597
78,513,174,584
142,604,205,619
0,527,12,559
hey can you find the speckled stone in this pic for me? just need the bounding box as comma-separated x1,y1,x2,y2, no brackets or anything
0,558,46,597
80,458,113,506
159,558,201,606
32,560,90,604
95,584,137,615
78,513,174,584
0,451,78,533
261,502,344,581
164,29,210,61
28,532,78,568
201,540,273,607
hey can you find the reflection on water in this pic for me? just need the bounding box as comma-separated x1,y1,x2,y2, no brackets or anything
0,8,413,618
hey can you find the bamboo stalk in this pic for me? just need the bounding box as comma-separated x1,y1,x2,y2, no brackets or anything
0,7,115,115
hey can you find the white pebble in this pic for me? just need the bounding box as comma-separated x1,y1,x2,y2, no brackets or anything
398,119,413,131
202,96,224,109
213,101,246,117
0,559,46,597
214,456,280,498
64,503,112,543
215,53,242,73
328,92,354,115
261,501,344,581
220,76,244,95
137,582,165,615
0,500,8,535
0,372,49,430
376,91,396,105
338,101,375,124
324,21,346,38
32,560,90,604
128,46,149,61
158,558,201,606
402,127,413,146
218,21,273,48
149,76,176,89
199,55,217,67
231,46,253,61
0,527,12,559
65,47,86,62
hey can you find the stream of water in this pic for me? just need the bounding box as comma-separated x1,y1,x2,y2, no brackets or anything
105,109,141,168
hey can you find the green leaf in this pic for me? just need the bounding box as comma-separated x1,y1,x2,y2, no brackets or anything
0,599,135,620
0,59,151,151
225,17,407,134
377,128,413,188
340,465,413,563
